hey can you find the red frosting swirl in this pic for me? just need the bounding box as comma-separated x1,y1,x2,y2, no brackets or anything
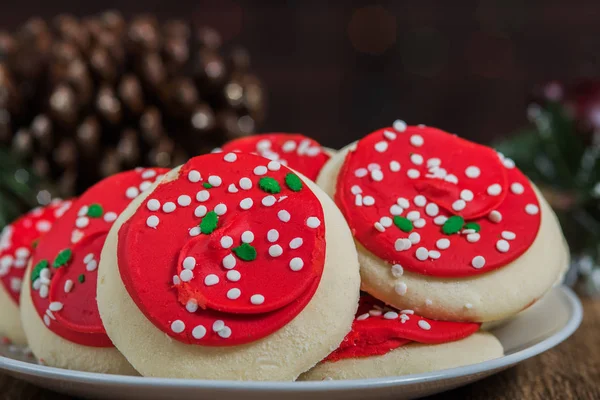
0,200,73,304
220,133,330,181
326,294,480,362
335,126,542,277
118,152,326,346
28,168,168,347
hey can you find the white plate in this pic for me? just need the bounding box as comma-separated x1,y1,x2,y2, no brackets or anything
0,286,582,400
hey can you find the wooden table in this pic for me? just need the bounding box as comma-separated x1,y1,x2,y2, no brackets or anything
1,298,599,400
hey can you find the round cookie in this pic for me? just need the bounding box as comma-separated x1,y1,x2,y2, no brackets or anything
20,168,167,373
317,124,569,322
97,152,361,380
299,294,503,380
219,133,332,181
0,200,73,345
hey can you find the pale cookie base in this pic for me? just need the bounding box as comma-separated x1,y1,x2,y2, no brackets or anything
0,285,27,345
97,166,361,381
20,261,137,374
298,331,503,380
317,143,569,322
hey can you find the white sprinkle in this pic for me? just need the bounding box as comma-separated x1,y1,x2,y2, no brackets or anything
278,210,291,222
104,212,117,222
43,315,50,326
390,205,403,215
267,160,281,171
380,216,393,227
257,139,272,151
355,194,363,206
241,231,254,243
64,280,73,293
394,281,408,295
388,265,403,279
397,198,410,208
36,220,52,232
204,274,219,286
374,141,388,153
511,182,525,195
472,256,486,269
239,198,253,210
262,196,276,207
188,170,201,182
126,187,139,199
196,190,210,202
183,257,196,270
487,184,502,196
503,158,515,168
374,222,385,232
394,238,412,251
180,269,193,282
307,217,321,228
186,299,198,313
85,260,98,272
465,166,481,178
355,168,368,178
502,231,516,240
410,134,424,147
414,218,426,228
282,140,297,152
467,233,481,243
445,174,458,184
408,232,421,244
427,158,441,168
496,239,510,253
171,320,185,334
75,217,89,229
40,285,49,298
393,119,407,132
49,302,63,312
401,309,414,315
407,169,420,179
425,203,439,217
460,190,474,202
383,130,397,140
218,326,232,339
428,250,441,259
173,275,181,285
147,199,161,211
266,229,279,243
251,294,265,305
362,196,375,206
177,195,192,207
193,205,207,218
83,253,94,264
368,163,381,171
289,238,303,249
163,202,177,213
228,184,238,193
369,310,383,316
452,199,466,211
407,211,420,221
425,299,433,306
389,160,401,172
223,254,237,269
289,257,304,271
142,170,157,179
414,195,427,207
489,210,502,223
213,320,225,332
227,288,241,300
214,203,227,215
416,247,429,261
224,153,237,162
525,204,539,215
192,325,207,339
139,181,152,192
410,154,424,165
227,270,241,282
239,177,252,190
146,215,159,228
418,320,431,330
208,175,222,187
254,166,268,176
269,245,283,257
189,227,201,237
78,206,89,217
436,238,450,250
356,313,370,321
465,303,473,309
351,185,362,195
371,169,384,182
384,311,399,320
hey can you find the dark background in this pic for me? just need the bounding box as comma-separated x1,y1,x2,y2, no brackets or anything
2,0,599,148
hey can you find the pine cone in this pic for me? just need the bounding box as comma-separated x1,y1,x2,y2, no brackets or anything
0,11,266,197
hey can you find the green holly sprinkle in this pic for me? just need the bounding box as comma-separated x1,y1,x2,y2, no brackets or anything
31,239,39,249
232,243,257,261
53,248,72,268
87,203,104,218
31,260,48,283
258,177,281,194
285,173,303,192
203,182,213,189
464,222,481,232
78,274,85,283
442,216,465,235
199,211,219,234
393,216,413,232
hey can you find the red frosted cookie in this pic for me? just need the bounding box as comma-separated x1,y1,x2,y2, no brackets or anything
219,133,331,181
0,200,73,344
20,168,167,374
317,123,568,322
300,293,503,380
97,152,361,380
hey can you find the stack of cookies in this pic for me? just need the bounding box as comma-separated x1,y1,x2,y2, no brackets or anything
0,126,568,381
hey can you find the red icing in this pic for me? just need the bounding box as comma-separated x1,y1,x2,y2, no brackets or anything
0,200,73,304
335,126,542,277
326,294,480,362
28,168,168,347
220,133,330,181
117,152,326,346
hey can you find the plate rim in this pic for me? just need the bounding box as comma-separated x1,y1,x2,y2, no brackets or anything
0,285,583,392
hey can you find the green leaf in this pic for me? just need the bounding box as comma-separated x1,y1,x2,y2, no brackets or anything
393,216,413,232
53,248,72,268
285,173,303,192
78,274,85,283
203,182,213,189
31,260,48,283
31,239,39,249
464,222,481,232
87,203,103,218
258,177,281,194
442,216,464,235
232,243,257,261
199,211,219,234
